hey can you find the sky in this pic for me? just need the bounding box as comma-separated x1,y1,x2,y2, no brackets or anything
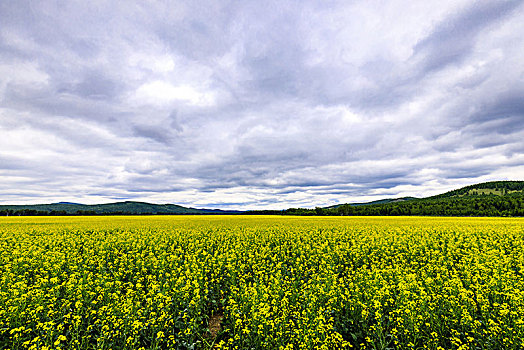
1,0,524,210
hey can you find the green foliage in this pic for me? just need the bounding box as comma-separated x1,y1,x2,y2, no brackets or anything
1,216,524,349
431,181,524,199
286,181,524,217
319,193,523,217
2,181,524,217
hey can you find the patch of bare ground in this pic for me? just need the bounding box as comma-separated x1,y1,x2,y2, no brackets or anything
208,312,223,338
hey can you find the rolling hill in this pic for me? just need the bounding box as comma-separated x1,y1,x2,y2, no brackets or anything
429,181,524,199
332,181,524,216
325,196,417,209
0,201,240,216
285,181,524,217
1,181,523,216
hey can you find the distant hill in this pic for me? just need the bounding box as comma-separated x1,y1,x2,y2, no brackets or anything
2,181,524,217
0,201,240,216
429,181,524,199
286,181,524,217
325,197,417,209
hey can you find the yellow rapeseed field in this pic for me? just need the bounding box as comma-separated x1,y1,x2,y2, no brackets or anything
1,215,523,349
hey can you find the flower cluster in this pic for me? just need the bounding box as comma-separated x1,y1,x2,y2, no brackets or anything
1,215,523,349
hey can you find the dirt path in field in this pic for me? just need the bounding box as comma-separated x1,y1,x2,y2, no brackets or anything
208,312,223,338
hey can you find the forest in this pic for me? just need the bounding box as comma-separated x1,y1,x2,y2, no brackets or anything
283,181,524,216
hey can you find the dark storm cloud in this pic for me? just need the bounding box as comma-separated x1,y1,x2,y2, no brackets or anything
1,0,524,209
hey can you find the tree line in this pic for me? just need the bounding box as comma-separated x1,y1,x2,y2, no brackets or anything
282,193,524,217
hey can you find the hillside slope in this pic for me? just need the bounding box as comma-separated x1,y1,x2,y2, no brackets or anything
2,181,524,216
325,197,417,209
287,181,524,217
0,201,205,215
429,181,524,199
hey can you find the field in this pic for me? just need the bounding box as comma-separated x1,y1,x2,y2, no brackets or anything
1,216,524,350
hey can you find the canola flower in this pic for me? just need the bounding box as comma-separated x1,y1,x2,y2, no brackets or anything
0,215,523,349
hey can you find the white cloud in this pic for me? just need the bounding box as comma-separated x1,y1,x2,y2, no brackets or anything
133,80,216,107
129,53,175,73
0,0,523,209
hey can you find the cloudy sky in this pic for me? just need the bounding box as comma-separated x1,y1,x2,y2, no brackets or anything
1,0,524,210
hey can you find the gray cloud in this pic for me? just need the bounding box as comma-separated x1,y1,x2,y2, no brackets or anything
1,0,524,209
412,0,523,74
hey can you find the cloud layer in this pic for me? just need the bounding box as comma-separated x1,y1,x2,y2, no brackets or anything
1,0,524,209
